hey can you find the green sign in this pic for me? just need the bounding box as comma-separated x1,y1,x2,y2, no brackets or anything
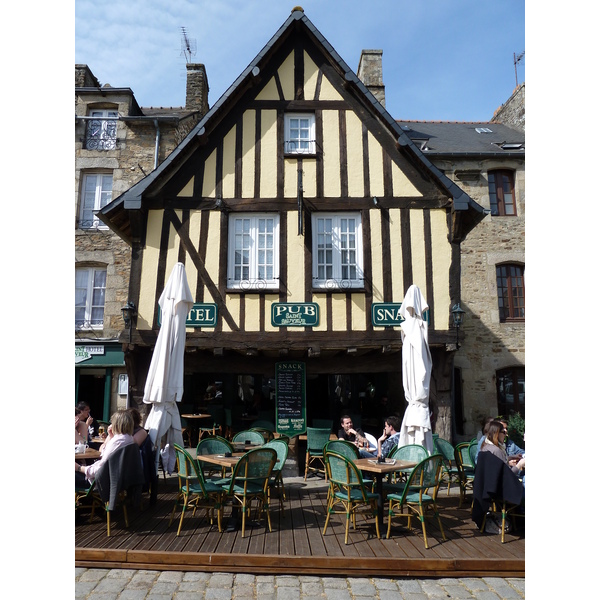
275,361,306,435
371,303,429,327
271,303,319,327
159,303,218,327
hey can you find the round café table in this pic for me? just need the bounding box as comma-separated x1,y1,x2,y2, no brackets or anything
181,413,212,447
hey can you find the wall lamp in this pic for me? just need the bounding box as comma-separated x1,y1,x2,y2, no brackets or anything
121,301,136,343
451,303,466,348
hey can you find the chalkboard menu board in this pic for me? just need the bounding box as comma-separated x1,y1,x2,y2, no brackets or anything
275,361,306,435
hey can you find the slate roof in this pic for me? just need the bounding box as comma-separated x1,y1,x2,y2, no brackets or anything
396,121,524,157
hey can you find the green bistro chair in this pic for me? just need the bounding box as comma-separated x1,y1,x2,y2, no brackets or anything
324,439,373,493
221,447,277,538
232,430,265,445
386,454,447,549
435,437,462,495
455,442,476,508
198,404,225,440
468,439,479,467
263,439,290,512
196,435,234,479
387,444,429,487
169,444,225,536
304,427,332,480
250,423,275,442
322,450,380,544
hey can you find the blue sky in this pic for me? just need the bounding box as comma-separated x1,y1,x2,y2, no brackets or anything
75,0,525,122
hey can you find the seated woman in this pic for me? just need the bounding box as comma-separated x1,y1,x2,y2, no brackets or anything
127,407,148,447
75,408,88,445
479,420,520,475
75,410,135,486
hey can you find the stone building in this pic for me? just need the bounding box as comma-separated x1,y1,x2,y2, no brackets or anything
75,63,208,421
395,98,525,440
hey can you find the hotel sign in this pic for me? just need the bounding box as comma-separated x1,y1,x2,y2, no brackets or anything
371,303,429,327
271,303,319,327
75,345,104,364
159,303,218,327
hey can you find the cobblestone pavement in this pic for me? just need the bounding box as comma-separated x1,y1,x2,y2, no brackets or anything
75,568,525,599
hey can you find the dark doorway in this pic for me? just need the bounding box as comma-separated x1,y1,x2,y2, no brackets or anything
77,371,107,422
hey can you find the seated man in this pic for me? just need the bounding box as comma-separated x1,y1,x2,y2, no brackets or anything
377,415,402,459
338,415,374,458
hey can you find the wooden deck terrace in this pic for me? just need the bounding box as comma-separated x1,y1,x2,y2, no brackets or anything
75,469,524,578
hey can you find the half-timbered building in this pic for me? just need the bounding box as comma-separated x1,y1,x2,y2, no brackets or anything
98,8,485,445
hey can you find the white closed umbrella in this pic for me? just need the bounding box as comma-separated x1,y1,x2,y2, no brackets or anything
397,285,434,454
143,262,194,473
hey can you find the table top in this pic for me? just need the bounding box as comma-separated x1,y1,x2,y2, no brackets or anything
298,433,337,441
231,442,262,451
197,452,244,469
75,448,102,461
181,413,212,420
353,457,417,475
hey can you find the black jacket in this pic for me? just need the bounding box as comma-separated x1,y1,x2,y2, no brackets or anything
472,450,524,529
95,443,145,511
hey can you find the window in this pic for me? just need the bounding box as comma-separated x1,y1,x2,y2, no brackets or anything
75,267,107,329
488,170,516,216
496,264,525,322
284,113,316,154
79,173,112,229
496,367,525,417
227,214,279,289
312,213,364,289
85,109,118,150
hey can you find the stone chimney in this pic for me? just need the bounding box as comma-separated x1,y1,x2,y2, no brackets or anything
75,64,100,88
186,63,209,116
357,50,385,107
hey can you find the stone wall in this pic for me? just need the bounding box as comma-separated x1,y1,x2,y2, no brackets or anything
440,158,525,438
492,83,525,132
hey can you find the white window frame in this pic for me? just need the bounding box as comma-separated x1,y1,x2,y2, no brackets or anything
284,113,316,154
79,172,113,229
227,214,280,290
75,267,107,330
312,212,364,289
85,109,118,150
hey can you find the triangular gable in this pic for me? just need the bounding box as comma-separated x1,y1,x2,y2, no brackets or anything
100,8,484,243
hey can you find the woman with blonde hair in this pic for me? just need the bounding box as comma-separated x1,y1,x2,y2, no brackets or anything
75,410,135,485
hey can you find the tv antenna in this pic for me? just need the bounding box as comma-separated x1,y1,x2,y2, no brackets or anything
513,51,525,87
180,27,197,63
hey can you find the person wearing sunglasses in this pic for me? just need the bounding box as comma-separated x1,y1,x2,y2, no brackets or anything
479,420,520,475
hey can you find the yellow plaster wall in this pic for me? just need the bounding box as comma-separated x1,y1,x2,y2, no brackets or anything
186,210,202,298
303,51,319,101
287,215,305,301
222,294,240,332
284,158,297,198
202,148,217,197
389,208,404,301
318,73,343,100
138,210,163,329
302,159,317,198
178,176,194,197
331,294,346,331
264,295,279,332
345,111,364,197
278,52,295,100
369,209,384,303
351,293,367,331
245,294,261,331
312,293,328,332
391,161,421,197
322,110,341,197
367,132,384,197
260,110,277,197
203,211,221,304
222,126,236,198
409,209,427,294
242,110,255,198
430,209,451,329
255,76,279,101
